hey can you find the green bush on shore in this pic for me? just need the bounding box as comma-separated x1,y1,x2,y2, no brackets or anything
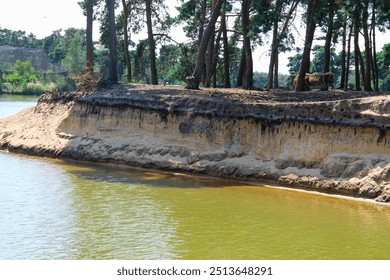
0,82,57,95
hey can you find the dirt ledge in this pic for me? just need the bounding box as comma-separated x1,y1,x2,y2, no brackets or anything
1,84,390,203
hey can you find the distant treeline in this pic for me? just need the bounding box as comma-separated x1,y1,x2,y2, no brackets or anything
2,0,390,92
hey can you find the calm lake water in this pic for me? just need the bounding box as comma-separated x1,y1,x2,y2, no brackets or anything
1,96,390,260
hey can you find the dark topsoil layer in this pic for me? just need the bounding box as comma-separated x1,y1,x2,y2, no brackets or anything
78,83,390,103
41,84,390,128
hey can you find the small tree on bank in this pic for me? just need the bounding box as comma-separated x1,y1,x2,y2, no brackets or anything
185,0,223,89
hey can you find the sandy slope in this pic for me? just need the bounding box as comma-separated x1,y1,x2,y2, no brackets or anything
1,85,390,203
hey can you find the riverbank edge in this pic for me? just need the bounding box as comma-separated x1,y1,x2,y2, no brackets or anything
1,84,390,203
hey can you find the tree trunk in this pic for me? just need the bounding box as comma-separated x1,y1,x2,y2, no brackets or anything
199,0,207,46
359,49,366,87
372,0,379,91
362,0,373,91
339,19,347,89
323,0,335,73
242,0,253,89
221,5,231,88
274,53,279,88
205,35,215,87
236,47,245,88
145,0,158,85
344,22,353,91
354,3,361,91
296,0,319,91
211,27,222,88
322,0,335,91
205,0,217,88
200,0,207,85
267,18,278,90
107,0,118,83
121,0,131,83
185,0,223,89
267,0,288,90
86,0,94,73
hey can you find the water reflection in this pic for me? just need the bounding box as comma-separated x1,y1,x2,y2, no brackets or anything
0,95,37,119
67,171,181,259
1,152,390,260
0,153,76,259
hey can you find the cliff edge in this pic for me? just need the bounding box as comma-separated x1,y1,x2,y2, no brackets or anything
1,84,390,202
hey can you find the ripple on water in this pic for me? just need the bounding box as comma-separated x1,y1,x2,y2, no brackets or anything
1,101,390,260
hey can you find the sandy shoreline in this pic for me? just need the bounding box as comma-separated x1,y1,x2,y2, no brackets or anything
1,84,390,203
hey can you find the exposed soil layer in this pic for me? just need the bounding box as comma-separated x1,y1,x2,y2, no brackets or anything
2,84,390,203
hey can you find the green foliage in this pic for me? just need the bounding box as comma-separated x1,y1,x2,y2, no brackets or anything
133,40,149,83
1,60,64,94
42,30,64,63
14,60,37,81
378,44,390,91
253,72,269,88
62,31,86,75
251,0,273,40
7,73,22,88
287,52,303,74
175,0,203,41
382,44,390,67
0,28,41,49
0,66,3,92
381,75,390,91
157,44,195,85
0,61,11,87
2,1,390,92
310,45,338,75
54,76,76,92
252,71,290,88
7,60,37,89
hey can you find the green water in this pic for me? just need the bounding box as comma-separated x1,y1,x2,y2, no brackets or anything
1,99,390,260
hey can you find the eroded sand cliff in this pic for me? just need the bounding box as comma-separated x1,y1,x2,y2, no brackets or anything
1,84,390,202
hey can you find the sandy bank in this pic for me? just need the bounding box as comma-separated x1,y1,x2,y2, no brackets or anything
1,84,390,202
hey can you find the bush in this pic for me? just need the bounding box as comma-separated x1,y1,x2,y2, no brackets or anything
381,75,390,91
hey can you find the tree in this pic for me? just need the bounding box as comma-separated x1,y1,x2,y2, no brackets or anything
241,0,253,89
0,28,41,49
145,0,158,85
266,0,299,90
106,0,118,83
62,30,86,74
344,21,353,91
287,52,303,75
353,0,362,91
86,0,94,73
121,0,131,83
7,60,37,90
221,1,231,88
205,0,219,88
119,0,170,85
321,0,336,78
362,0,373,91
133,40,149,82
311,45,338,78
42,30,64,64
378,43,390,91
338,10,348,90
175,0,207,45
185,0,223,89
295,0,319,91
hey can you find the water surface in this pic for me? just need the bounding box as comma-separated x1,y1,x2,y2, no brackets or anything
1,98,390,260
0,95,38,118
